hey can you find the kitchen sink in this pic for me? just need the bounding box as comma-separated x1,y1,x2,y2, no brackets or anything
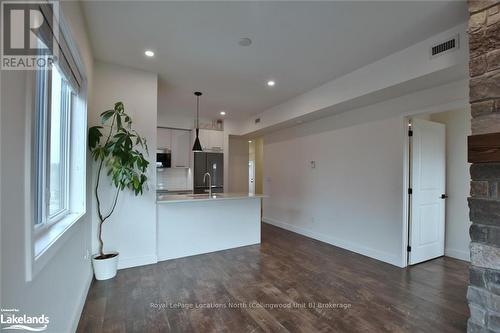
185,193,228,199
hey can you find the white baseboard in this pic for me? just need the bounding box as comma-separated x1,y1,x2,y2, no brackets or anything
118,254,157,269
263,217,404,267
445,248,470,262
71,267,93,333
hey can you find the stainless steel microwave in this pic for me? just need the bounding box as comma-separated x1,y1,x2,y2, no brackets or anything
156,148,171,168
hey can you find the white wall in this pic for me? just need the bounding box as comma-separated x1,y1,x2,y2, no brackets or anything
0,55,2,311
228,135,249,193
263,116,405,266
90,61,158,269
1,2,94,332
430,109,471,261
222,120,243,191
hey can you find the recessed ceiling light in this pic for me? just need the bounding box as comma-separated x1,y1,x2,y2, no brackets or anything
248,140,252,143
267,80,275,87
144,50,155,57
220,111,226,116
238,38,252,47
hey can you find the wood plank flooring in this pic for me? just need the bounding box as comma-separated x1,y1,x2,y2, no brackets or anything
77,224,469,333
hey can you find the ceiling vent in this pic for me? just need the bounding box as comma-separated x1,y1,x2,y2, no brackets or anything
430,35,459,58
255,117,261,124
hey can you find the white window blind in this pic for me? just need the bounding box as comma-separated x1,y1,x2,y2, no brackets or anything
36,3,83,93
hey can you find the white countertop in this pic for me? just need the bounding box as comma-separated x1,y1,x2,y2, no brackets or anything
157,192,266,204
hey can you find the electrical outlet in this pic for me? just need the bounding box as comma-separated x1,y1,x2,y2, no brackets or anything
310,161,316,169
84,249,91,260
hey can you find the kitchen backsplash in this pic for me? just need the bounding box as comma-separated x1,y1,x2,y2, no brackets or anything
157,168,192,191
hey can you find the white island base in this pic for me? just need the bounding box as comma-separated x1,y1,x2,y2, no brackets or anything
157,194,263,261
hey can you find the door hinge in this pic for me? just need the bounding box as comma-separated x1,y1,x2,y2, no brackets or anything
408,130,413,137
407,245,412,252
408,188,413,195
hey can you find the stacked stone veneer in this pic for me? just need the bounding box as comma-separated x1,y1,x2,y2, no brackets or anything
468,1,500,332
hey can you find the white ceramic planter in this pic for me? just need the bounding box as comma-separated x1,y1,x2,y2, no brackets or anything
92,252,119,280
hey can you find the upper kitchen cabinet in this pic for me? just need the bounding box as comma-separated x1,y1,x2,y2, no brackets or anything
209,130,224,151
195,129,224,151
157,128,172,150
171,129,191,168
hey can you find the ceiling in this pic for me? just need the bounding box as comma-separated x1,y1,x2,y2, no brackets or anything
82,1,468,121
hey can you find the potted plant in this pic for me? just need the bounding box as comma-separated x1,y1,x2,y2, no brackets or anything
88,102,149,280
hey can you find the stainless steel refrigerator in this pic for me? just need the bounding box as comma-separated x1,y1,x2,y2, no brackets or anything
194,152,224,194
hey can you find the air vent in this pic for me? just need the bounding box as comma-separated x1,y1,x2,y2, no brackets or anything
255,118,261,124
430,35,459,58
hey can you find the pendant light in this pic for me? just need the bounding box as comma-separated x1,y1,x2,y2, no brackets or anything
192,91,203,152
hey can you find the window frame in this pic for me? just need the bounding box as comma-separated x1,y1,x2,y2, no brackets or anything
25,6,88,282
47,73,72,223
34,65,73,233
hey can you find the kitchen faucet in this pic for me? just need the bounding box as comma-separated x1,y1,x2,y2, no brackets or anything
203,172,212,197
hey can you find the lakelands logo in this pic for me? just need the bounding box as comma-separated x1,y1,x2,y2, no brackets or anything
1,308,49,331
1,1,59,70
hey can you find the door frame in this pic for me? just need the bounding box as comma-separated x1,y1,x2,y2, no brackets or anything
399,99,469,268
401,115,448,267
401,117,412,268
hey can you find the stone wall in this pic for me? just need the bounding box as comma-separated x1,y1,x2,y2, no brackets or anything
468,1,500,332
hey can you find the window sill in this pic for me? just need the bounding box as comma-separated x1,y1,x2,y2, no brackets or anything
31,211,86,280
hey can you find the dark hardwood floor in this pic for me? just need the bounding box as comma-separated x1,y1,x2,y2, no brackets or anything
77,224,469,333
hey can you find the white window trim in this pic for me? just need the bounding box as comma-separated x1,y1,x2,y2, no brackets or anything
32,212,86,278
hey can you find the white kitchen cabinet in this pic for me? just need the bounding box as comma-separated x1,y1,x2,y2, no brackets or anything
198,129,210,150
194,129,224,151
171,129,191,168
157,128,172,150
209,130,224,150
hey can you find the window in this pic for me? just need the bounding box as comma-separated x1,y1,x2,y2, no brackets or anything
35,65,75,227
27,3,87,279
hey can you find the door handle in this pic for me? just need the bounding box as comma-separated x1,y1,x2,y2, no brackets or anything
441,194,449,199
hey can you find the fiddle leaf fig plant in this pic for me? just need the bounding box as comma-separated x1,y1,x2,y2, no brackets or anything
89,102,149,258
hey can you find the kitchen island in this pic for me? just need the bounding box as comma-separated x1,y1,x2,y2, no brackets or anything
157,193,265,261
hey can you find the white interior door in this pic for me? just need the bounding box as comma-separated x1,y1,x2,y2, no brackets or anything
409,118,446,265
249,161,255,194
